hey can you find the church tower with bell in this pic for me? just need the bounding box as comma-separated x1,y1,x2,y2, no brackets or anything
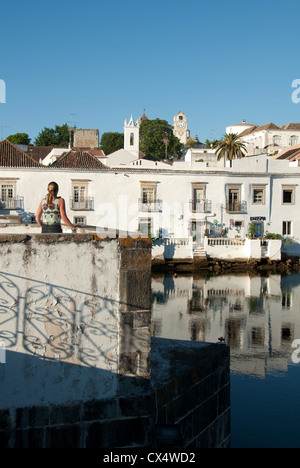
173,111,190,145
124,115,140,158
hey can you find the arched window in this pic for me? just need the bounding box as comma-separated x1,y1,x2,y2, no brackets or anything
273,135,281,145
130,133,134,146
290,136,298,146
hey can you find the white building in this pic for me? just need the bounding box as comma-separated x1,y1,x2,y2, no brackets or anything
1,111,300,259
227,120,300,157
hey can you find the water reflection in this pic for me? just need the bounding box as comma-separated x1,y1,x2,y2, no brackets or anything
151,273,300,378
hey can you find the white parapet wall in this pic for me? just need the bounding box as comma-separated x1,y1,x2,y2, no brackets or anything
204,237,282,261
152,237,194,260
0,233,152,410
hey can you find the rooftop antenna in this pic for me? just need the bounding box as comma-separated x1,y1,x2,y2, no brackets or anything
68,113,77,149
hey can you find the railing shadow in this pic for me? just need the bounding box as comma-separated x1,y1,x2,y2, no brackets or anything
0,270,151,371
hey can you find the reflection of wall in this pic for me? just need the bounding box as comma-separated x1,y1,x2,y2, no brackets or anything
151,273,300,378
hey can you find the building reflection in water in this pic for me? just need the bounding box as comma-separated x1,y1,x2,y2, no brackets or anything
151,273,300,379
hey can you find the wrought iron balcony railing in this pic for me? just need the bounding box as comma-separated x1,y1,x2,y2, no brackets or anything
70,197,93,211
190,199,212,213
225,201,247,213
138,199,162,212
0,197,23,210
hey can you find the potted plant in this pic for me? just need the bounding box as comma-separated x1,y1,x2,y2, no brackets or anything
248,222,257,239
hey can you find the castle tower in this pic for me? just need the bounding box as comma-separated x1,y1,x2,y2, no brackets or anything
173,111,190,145
124,115,139,158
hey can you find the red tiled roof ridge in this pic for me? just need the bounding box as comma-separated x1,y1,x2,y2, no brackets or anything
50,148,109,169
0,139,43,167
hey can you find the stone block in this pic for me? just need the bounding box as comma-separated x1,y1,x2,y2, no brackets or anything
82,399,118,422
0,409,10,431
119,270,151,311
15,406,49,429
45,424,81,448
14,427,44,448
85,417,150,448
119,394,156,418
49,403,81,425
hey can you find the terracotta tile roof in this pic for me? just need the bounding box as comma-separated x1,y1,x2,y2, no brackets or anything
27,146,56,161
272,144,300,160
87,149,106,158
0,139,43,167
282,123,300,131
50,149,109,169
239,122,300,137
256,122,281,132
238,126,258,137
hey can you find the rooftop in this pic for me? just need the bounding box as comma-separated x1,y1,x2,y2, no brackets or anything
0,140,42,167
239,122,300,137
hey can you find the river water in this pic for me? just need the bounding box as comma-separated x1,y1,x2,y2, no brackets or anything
151,271,300,448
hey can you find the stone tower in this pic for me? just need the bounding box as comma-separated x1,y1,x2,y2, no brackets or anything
173,111,190,145
124,115,139,158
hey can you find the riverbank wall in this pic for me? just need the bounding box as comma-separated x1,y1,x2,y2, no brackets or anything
152,255,300,275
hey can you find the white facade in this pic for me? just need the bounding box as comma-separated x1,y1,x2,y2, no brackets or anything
227,121,300,156
1,154,300,256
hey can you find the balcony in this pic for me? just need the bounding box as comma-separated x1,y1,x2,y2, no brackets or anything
225,201,247,213
190,199,212,213
70,197,93,211
0,197,23,210
138,199,162,212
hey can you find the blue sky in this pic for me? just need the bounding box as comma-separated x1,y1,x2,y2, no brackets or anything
1,0,300,144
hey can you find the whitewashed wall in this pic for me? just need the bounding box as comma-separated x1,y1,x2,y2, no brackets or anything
0,155,299,252
0,236,121,409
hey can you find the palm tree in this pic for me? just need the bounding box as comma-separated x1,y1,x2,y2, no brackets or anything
213,133,247,166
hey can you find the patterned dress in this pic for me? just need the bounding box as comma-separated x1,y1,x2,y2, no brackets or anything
41,198,62,233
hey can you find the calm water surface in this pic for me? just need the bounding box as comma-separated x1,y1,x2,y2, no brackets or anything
151,272,300,448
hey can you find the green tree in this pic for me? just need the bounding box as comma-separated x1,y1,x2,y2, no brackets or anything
205,138,220,148
139,118,183,160
7,133,31,145
100,132,124,155
34,123,71,147
213,133,247,166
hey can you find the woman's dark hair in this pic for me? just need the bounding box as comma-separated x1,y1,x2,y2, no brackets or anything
46,182,59,208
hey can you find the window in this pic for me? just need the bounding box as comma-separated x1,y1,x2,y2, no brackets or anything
291,136,298,146
235,221,243,231
282,292,292,309
130,133,134,146
191,183,210,212
74,185,86,203
282,221,292,236
273,135,281,145
139,218,152,237
226,184,245,212
139,182,159,211
1,184,13,202
282,186,295,205
71,180,91,210
0,179,19,209
252,185,266,204
142,187,155,204
74,216,86,226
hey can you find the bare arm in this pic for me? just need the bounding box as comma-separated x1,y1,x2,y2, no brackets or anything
58,198,77,230
35,201,43,227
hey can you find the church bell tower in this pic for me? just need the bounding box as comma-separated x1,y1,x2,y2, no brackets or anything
173,111,189,145
124,115,140,158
